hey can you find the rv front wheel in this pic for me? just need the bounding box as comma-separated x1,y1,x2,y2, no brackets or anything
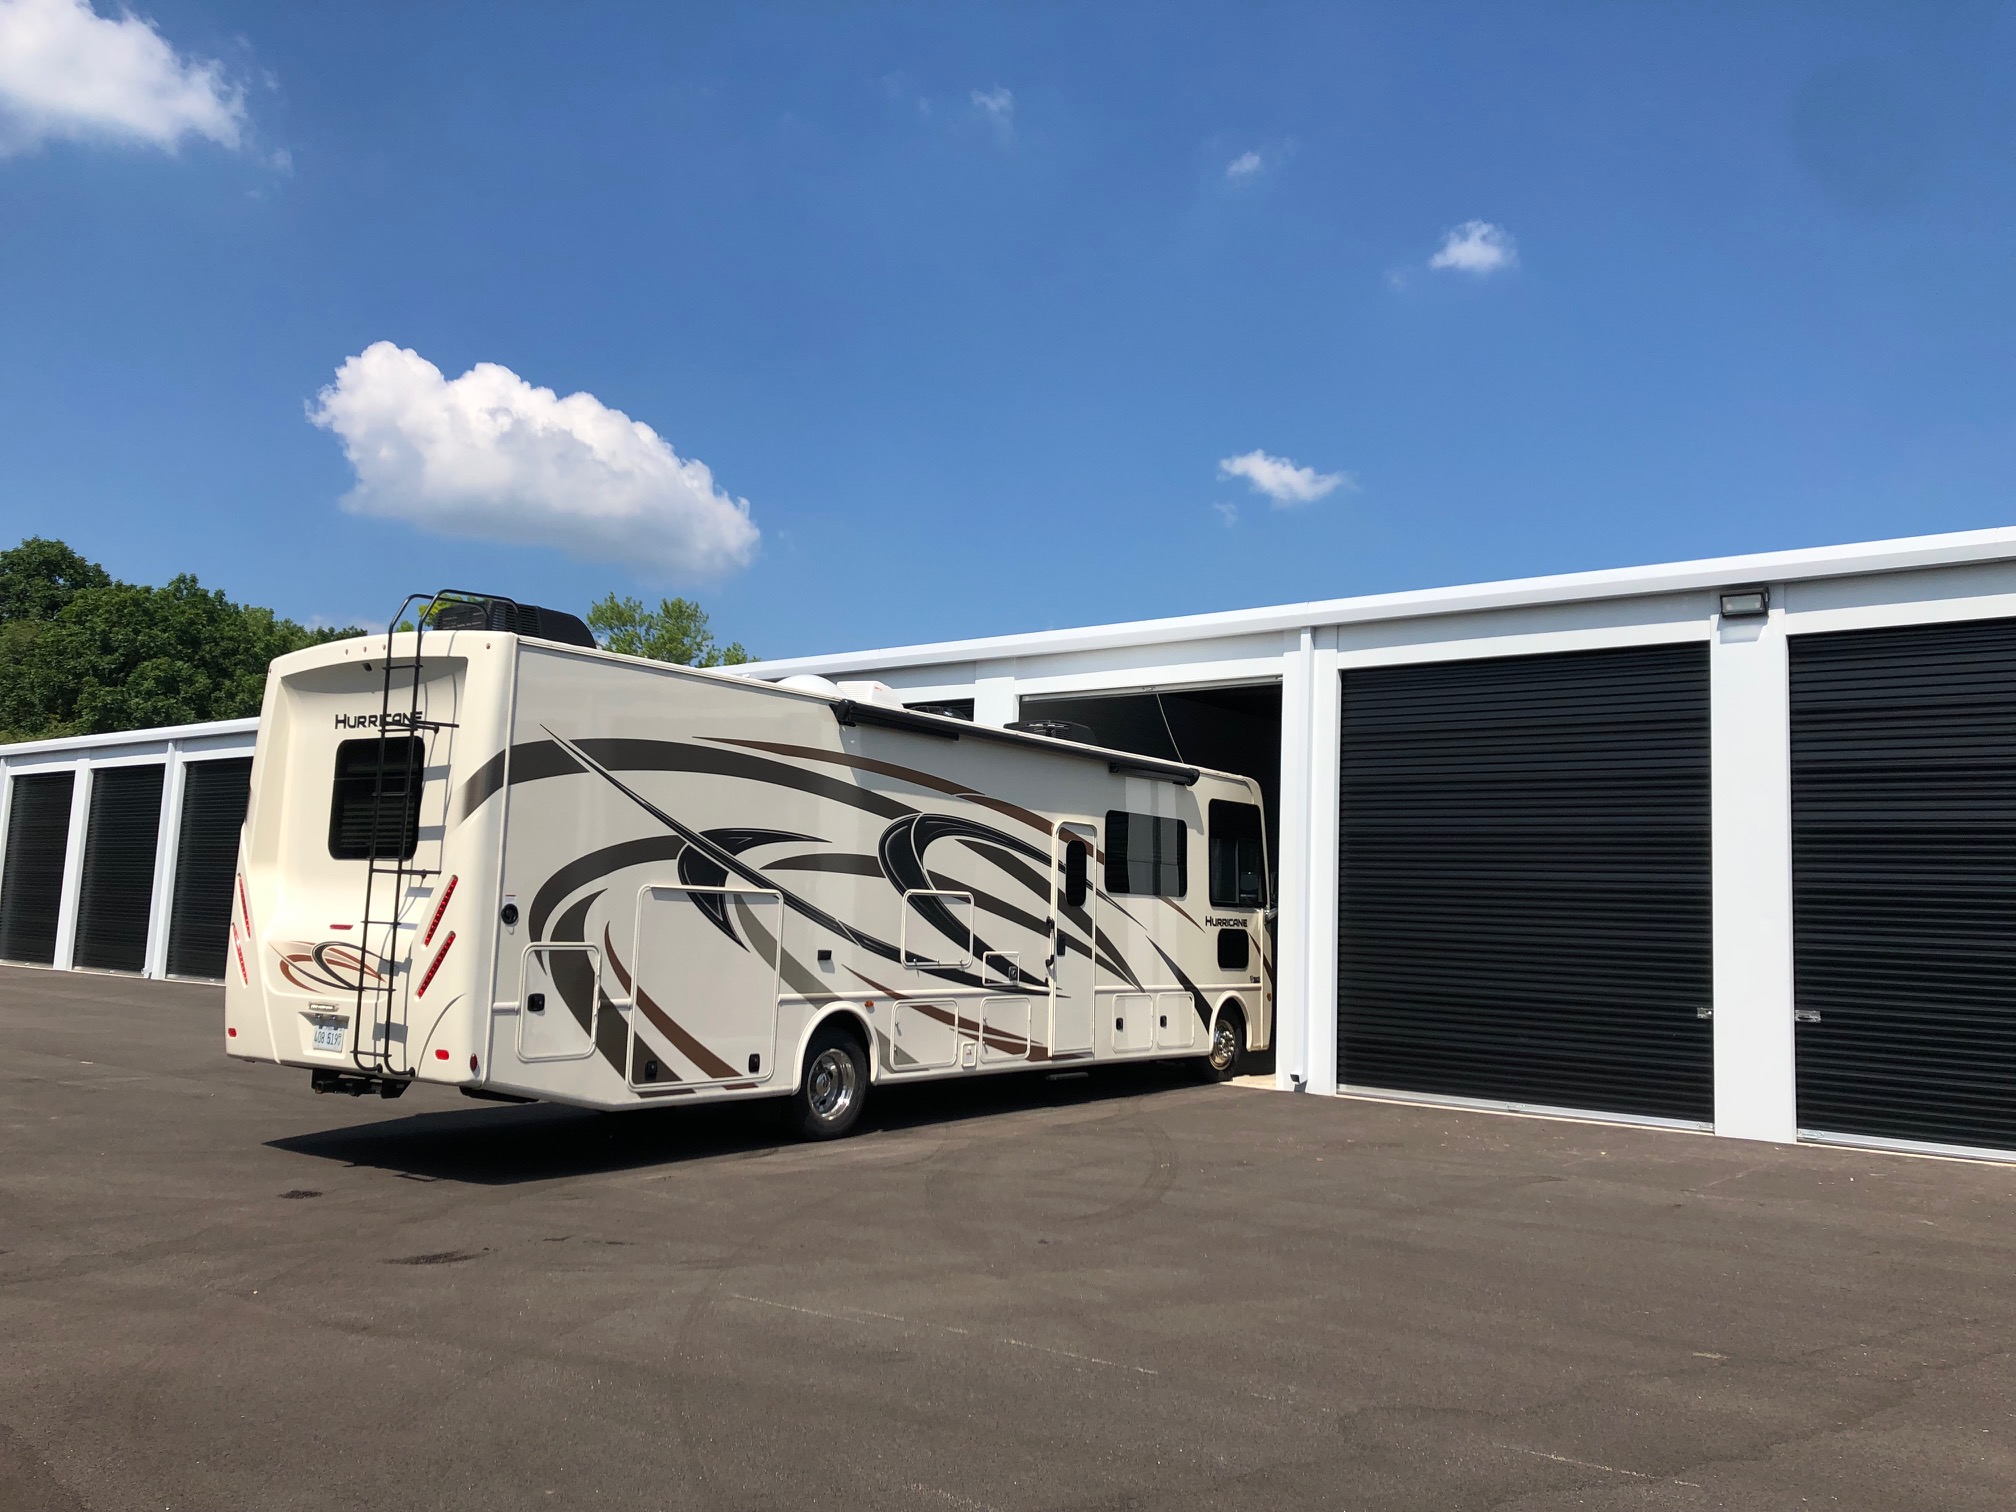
790,1023,868,1140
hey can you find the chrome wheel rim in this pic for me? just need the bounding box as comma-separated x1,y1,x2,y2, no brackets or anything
1210,1020,1238,1072
807,1047,858,1121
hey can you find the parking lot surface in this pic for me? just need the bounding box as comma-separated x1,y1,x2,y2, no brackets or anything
2,963,2012,1511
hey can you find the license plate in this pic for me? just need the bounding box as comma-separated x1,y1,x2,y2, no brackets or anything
312,1018,346,1052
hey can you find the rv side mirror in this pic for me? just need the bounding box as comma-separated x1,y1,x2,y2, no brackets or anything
1064,840,1089,908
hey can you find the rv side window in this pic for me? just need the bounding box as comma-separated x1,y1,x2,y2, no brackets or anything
1063,839,1089,908
1104,811,1186,897
1208,800,1267,909
328,737,424,861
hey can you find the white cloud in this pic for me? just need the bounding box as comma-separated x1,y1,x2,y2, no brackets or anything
1217,449,1356,508
308,343,761,579
0,0,246,155
1226,149,1263,181
1212,502,1240,528
1429,219,1517,274
970,85,1014,137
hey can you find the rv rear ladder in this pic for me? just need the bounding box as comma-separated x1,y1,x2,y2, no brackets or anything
349,591,504,1077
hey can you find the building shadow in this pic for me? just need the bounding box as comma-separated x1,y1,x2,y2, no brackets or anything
265,1060,1213,1187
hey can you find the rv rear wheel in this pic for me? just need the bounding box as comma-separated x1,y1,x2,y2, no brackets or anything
1201,1005,1245,1082
790,1023,868,1140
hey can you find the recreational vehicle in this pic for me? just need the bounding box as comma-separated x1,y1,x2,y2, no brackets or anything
223,594,1273,1137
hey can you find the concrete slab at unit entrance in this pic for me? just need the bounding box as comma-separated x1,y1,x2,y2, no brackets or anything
2,964,2012,1512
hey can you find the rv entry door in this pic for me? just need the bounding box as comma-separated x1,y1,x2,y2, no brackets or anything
1050,822,1097,1057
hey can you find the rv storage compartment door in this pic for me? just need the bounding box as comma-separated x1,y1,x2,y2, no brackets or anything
518,943,605,1063
628,885,782,1087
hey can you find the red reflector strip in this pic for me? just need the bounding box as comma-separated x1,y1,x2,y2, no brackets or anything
230,924,249,985
423,874,458,946
237,874,252,933
434,1048,450,1060
416,930,455,998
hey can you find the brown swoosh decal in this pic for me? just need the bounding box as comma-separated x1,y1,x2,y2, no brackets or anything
707,737,1051,836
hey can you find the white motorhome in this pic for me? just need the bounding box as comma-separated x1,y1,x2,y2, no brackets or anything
223,594,1273,1137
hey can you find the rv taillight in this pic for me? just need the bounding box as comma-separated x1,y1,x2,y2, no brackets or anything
434,1048,450,1060
416,930,456,997
424,875,458,946
469,1054,479,1074
227,1027,237,1037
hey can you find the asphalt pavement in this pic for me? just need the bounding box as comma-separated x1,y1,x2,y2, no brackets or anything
1,963,2011,1511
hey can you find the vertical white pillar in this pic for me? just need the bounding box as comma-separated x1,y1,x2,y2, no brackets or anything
52,759,92,971
144,747,187,978
1272,628,1315,1090
1304,630,1342,1095
1709,591,1798,1143
973,663,1017,728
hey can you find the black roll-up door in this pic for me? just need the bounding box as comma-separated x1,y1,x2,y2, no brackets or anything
73,765,167,973
1340,642,1714,1122
0,771,76,965
1790,619,2016,1152
167,758,252,980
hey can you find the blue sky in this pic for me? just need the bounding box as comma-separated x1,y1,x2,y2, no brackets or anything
0,1,2010,657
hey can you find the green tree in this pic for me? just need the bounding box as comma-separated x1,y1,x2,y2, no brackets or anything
0,539,362,743
0,537,112,623
587,593,752,667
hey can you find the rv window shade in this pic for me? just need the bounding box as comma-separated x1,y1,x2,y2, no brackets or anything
1208,800,1266,908
1105,811,1187,897
328,737,424,861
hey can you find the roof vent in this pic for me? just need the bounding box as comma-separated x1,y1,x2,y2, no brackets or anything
836,680,906,709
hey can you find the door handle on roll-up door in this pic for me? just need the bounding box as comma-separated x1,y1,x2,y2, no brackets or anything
527,993,545,1014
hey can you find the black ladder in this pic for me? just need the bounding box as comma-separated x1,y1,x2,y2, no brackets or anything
348,591,506,1077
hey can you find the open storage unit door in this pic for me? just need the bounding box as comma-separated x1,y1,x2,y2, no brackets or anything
1790,618,2016,1155
1338,643,1714,1123
166,758,253,980
0,771,76,966
72,765,166,973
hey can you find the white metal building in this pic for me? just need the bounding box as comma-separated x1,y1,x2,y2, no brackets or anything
4,527,2011,1161
0,719,257,981
750,527,2016,1161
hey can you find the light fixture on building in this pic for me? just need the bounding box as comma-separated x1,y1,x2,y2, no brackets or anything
1718,587,1770,619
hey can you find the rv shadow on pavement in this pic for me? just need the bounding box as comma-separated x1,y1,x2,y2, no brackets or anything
266,1060,1218,1186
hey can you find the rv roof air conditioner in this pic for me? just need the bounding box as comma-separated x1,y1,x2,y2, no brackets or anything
428,596,596,648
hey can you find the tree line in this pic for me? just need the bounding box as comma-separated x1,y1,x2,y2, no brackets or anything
0,537,752,744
